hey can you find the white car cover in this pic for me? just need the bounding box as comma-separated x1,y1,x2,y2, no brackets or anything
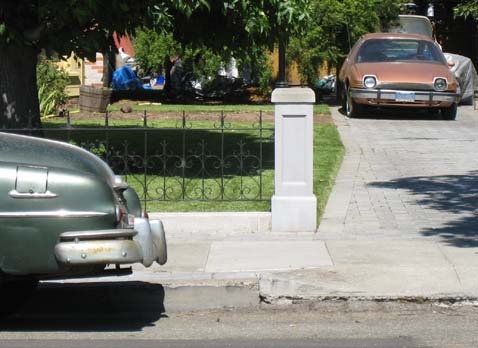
444,53,478,105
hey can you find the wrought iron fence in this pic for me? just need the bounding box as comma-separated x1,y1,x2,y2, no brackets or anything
7,111,274,209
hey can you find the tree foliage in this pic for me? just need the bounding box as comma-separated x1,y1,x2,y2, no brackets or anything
133,29,180,75
133,28,274,95
0,0,309,128
454,0,478,20
0,0,310,67
288,0,401,84
151,0,311,52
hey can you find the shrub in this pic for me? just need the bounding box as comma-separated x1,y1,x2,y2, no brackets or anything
37,58,69,117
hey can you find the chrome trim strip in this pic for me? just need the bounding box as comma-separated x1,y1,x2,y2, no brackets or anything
351,88,460,103
9,190,58,199
0,210,108,218
59,229,137,240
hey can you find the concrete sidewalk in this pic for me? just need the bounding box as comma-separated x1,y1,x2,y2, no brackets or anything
49,106,478,310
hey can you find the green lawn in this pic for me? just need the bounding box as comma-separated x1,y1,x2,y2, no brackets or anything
139,121,344,223
44,103,343,223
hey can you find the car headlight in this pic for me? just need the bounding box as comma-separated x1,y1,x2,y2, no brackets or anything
434,78,448,91
363,76,377,89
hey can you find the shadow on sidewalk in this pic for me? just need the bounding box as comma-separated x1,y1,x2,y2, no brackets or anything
0,282,167,332
369,171,478,247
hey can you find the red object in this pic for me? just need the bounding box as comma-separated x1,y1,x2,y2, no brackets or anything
113,32,134,57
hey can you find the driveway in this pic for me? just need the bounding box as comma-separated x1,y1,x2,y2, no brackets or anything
318,106,478,247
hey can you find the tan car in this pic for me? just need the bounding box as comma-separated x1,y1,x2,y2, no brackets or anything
338,33,460,119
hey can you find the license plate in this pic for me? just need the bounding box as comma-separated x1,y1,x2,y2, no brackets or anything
395,91,416,102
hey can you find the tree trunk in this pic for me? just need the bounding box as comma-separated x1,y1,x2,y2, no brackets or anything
103,40,116,88
163,55,173,98
275,38,289,88
0,44,40,129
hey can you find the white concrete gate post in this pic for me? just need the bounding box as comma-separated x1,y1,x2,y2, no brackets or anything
271,87,317,232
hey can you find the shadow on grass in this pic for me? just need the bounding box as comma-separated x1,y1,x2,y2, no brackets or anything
368,171,478,247
0,282,166,332
7,123,274,203
25,124,275,179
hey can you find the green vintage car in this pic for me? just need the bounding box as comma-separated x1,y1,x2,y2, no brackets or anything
0,132,167,310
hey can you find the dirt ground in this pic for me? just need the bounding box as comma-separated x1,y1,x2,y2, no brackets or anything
71,99,333,125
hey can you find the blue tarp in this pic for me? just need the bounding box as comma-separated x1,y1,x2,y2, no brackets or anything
112,66,143,90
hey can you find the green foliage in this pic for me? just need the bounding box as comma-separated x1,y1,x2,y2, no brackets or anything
133,27,275,94
150,0,311,54
245,48,274,95
1,0,314,128
69,140,108,157
454,0,478,20
133,28,180,75
36,58,69,117
288,0,402,84
182,47,223,80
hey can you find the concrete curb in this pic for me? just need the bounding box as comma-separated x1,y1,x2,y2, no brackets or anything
149,212,272,236
258,274,478,305
41,274,478,314
42,276,260,313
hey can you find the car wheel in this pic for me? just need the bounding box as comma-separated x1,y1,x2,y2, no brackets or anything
345,85,363,118
0,274,38,317
441,104,457,120
150,219,167,265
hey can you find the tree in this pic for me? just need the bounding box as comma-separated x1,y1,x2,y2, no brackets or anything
0,0,309,129
288,0,401,84
454,0,478,20
0,0,158,128
133,28,275,97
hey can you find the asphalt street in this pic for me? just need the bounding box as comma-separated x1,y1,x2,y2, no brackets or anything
0,298,477,347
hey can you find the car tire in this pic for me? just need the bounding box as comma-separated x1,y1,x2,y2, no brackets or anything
0,274,38,317
150,219,167,265
345,85,363,118
441,104,457,120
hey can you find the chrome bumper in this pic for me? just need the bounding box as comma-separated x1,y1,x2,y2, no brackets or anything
350,88,460,104
54,218,167,267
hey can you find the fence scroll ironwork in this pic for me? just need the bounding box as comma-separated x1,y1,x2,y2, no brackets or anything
8,110,274,209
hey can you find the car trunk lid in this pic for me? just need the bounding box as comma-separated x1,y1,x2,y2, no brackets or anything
0,133,116,187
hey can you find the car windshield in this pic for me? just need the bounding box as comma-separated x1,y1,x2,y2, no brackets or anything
356,38,446,64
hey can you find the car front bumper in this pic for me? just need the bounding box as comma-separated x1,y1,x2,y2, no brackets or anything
350,88,460,106
54,217,167,267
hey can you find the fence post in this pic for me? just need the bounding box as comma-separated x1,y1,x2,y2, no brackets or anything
271,87,317,232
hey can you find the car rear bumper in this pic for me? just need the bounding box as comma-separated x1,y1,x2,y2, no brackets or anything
350,88,460,106
54,218,167,267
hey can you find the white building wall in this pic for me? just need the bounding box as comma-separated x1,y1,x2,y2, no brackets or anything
84,53,104,87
